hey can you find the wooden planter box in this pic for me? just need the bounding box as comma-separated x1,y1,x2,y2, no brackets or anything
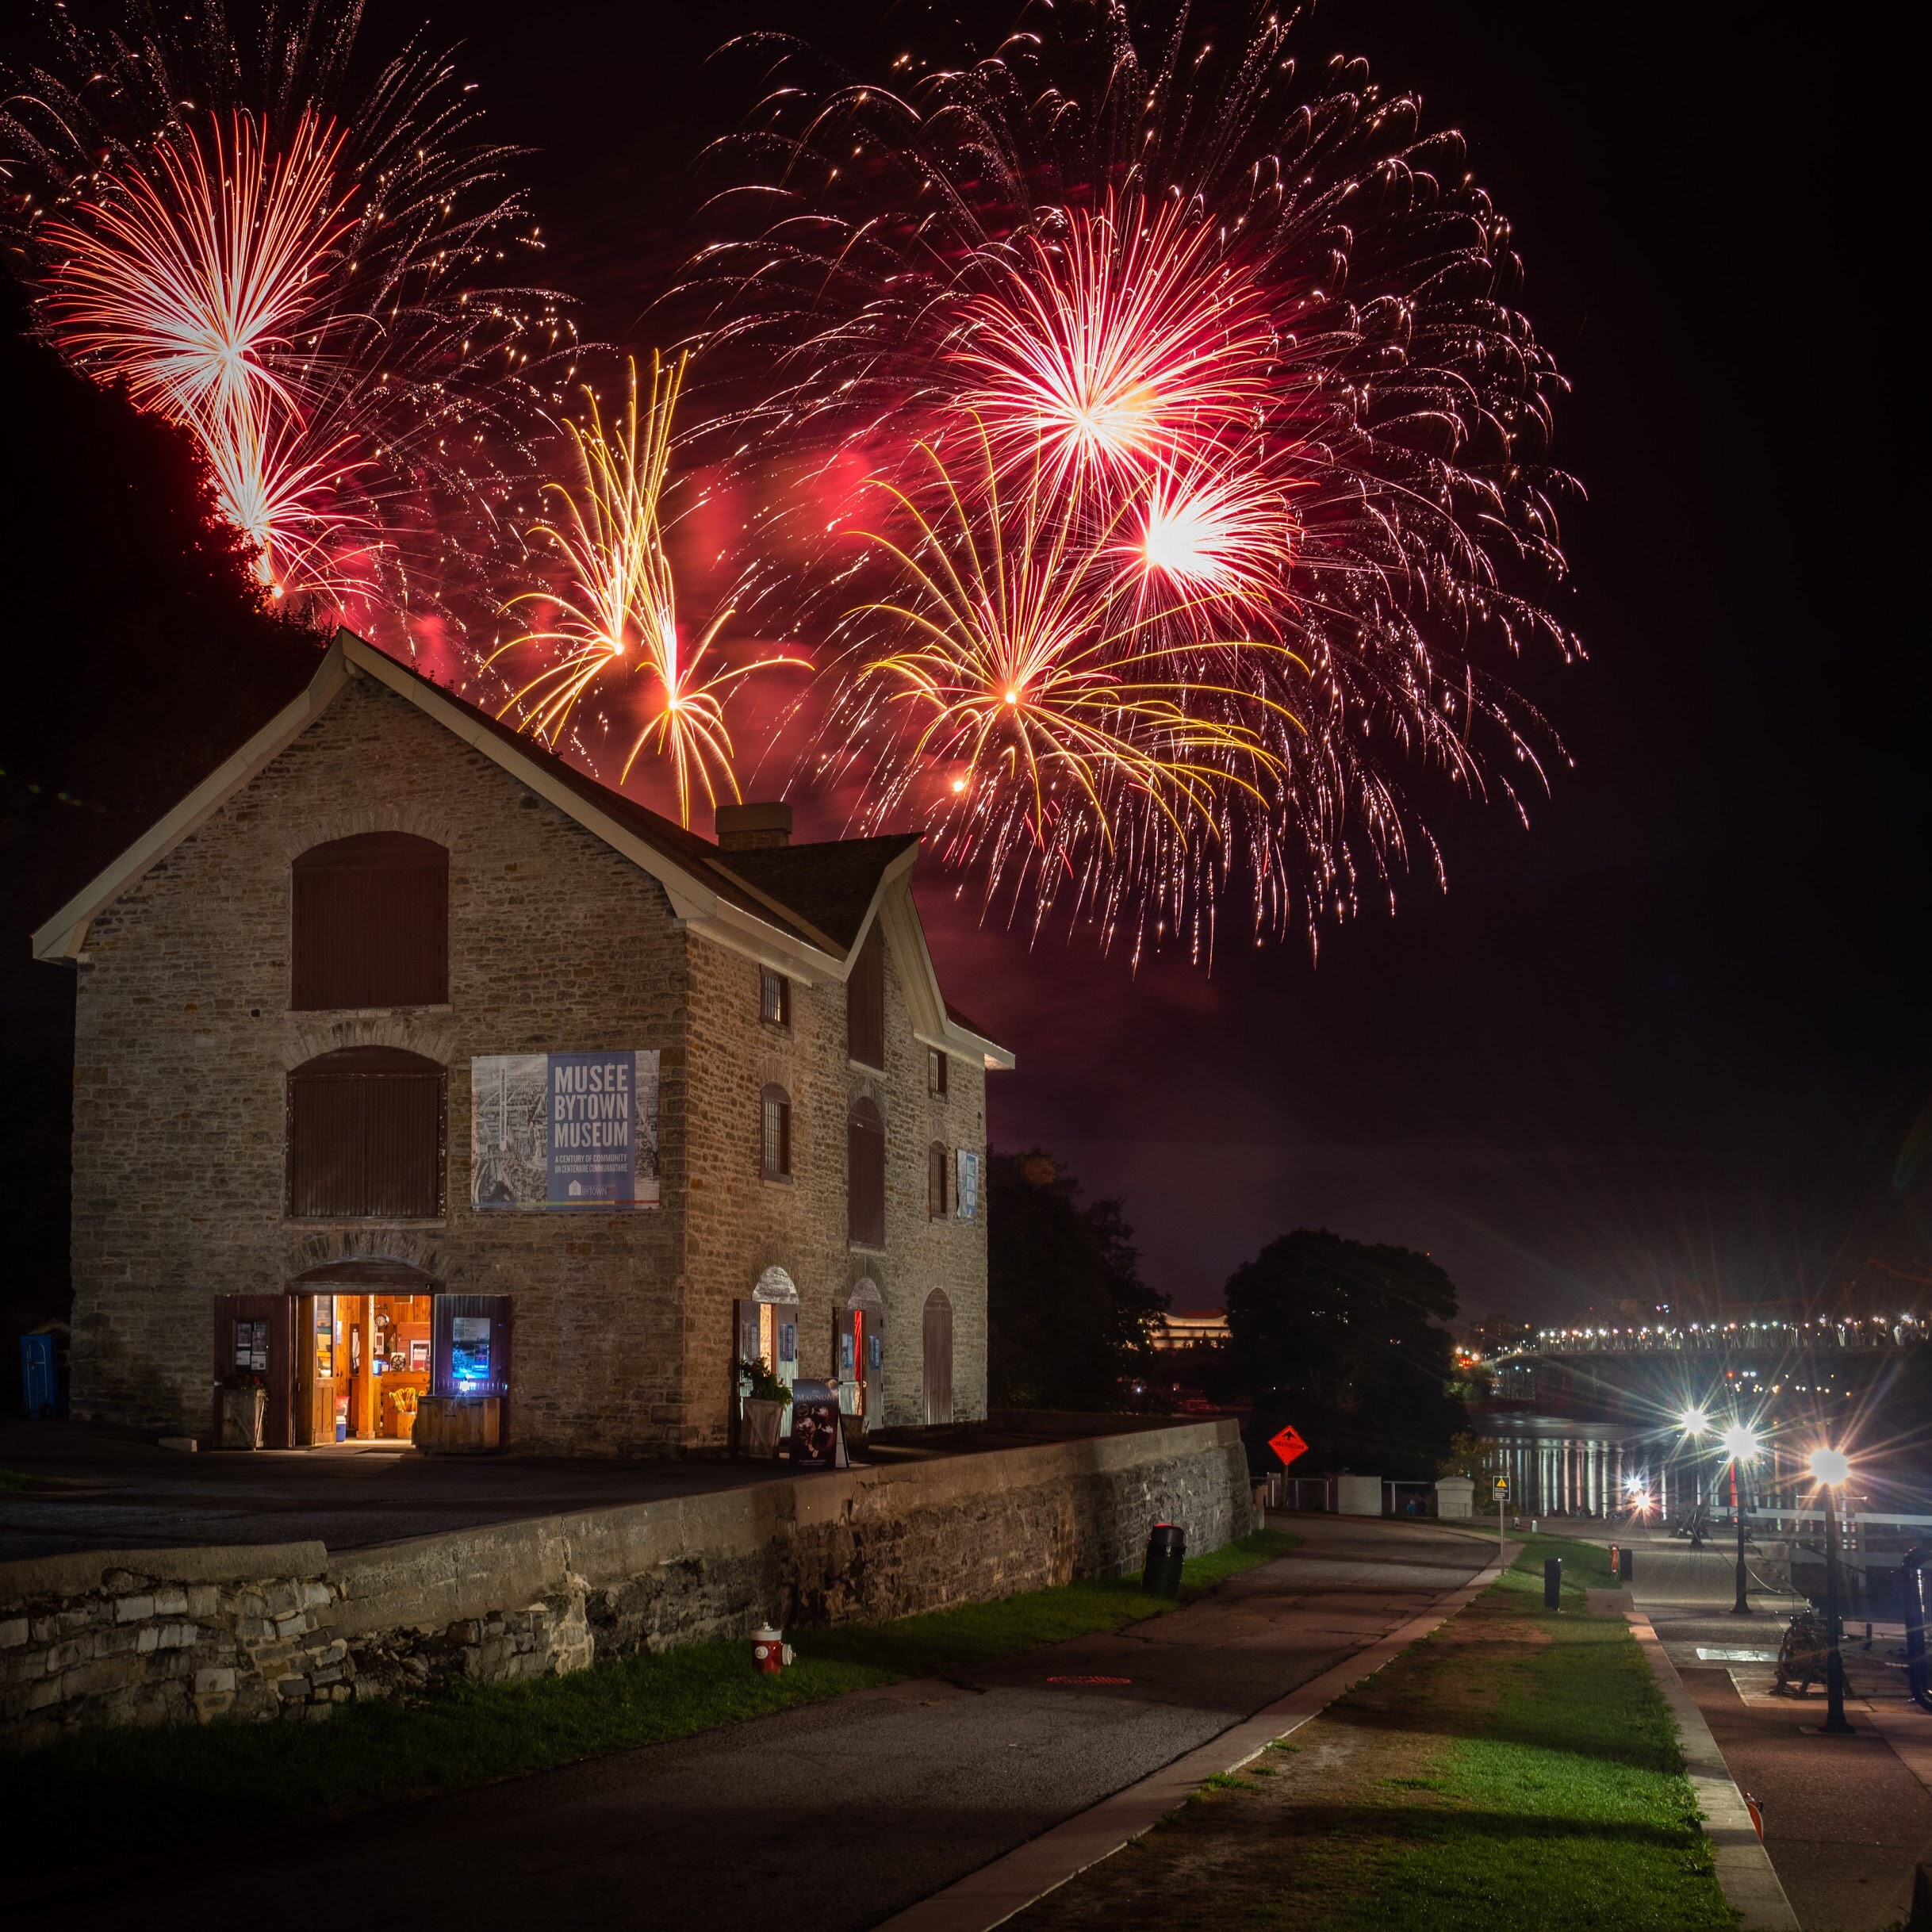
218,1385,266,1450
741,1397,784,1459
412,1393,501,1455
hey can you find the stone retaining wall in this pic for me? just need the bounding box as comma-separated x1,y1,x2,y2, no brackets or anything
2,1418,1250,1751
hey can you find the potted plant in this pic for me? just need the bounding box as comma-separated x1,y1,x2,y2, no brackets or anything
736,1355,788,1459
218,1369,267,1450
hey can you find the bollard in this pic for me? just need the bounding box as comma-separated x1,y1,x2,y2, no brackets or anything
1543,1557,1562,1610
1143,1522,1186,1598
1608,1543,1620,1580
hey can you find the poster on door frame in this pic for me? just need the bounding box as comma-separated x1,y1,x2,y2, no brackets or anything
470,1050,661,1209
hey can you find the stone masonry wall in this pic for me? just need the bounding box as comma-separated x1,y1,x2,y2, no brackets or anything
1,1420,1251,1751
681,921,988,1444
69,671,696,1451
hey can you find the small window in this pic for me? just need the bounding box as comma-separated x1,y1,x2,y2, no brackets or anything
761,968,791,1027
761,1083,792,1180
847,926,884,1069
848,1096,885,1248
928,1140,949,1218
927,1048,949,1097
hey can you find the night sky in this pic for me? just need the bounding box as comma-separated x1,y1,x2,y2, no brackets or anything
2,2,1924,1328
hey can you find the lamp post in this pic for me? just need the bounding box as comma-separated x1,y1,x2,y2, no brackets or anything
1809,1447,1856,1735
1720,1422,1761,1616
1681,1407,1709,1548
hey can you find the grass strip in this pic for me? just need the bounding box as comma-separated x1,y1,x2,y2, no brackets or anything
1337,1540,1726,1931
1012,1531,1728,1932
4,1527,1298,1869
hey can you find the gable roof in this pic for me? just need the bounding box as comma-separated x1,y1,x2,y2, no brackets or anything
32,630,1013,1068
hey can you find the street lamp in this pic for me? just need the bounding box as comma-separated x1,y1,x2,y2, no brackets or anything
1808,1447,1856,1735
1721,1422,1761,1616
1681,1407,1711,1547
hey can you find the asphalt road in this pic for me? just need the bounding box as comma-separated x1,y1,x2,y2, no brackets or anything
38,1515,1489,1932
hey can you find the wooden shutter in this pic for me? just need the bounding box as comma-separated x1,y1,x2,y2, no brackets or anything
431,1294,512,1430
292,832,448,1010
922,1289,953,1427
847,925,884,1068
210,1294,294,1449
288,1047,445,1218
928,1141,948,1217
848,1098,885,1248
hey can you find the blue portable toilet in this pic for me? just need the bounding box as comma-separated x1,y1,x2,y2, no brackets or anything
19,1326,67,1418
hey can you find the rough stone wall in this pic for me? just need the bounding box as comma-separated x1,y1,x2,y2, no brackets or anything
681,912,990,1440
1,1420,1252,1750
67,672,695,1451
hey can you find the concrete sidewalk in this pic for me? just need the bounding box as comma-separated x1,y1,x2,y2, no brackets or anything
23,1514,1492,1931
1639,1589,1932,1930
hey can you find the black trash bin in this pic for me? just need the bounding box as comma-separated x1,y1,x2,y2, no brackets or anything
1143,1523,1186,1597
1544,1557,1563,1610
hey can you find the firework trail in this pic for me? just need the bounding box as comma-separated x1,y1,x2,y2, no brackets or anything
1,0,572,635
681,0,1577,952
492,352,808,826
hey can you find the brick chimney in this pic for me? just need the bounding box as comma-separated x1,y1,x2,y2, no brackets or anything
715,801,792,850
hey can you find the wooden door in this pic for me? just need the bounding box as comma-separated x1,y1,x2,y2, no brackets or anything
922,1289,953,1428
834,1307,858,1415
732,1297,760,1442
432,1294,512,1437
211,1294,294,1449
294,1294,339,1446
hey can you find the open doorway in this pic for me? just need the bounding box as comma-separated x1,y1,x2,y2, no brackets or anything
289,1258,439,1447
735,1266,800,1443
293,1292,432,1444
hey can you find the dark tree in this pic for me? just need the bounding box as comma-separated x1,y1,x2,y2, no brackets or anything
987,1149,1167,1411
1221,1229,1467,1479
0,293,323,1401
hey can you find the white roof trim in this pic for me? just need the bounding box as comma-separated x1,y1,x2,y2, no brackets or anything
33,650,352,962
32,632,1015,1068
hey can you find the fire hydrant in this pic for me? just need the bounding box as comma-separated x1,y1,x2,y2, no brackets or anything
752,1624,794,1674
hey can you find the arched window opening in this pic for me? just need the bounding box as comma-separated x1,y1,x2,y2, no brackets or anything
848,1096,885,1249
292,831,448,1010
761,1083,792,1179
846,925,884,1069
287,1046,445,1220
927,1141,949,1218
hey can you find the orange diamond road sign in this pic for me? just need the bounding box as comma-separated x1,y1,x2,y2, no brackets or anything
1268,1424,1308,1467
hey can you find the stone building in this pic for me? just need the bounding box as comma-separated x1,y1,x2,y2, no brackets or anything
33,631,1012,1455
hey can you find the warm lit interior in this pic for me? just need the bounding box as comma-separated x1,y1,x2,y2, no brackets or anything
297,1293,431,1444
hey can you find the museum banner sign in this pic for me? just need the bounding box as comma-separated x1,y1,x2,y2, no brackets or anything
470,1049,661,1209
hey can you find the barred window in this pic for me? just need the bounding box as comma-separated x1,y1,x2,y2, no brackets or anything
927,1140,949,1218
761,968,791,1027
761,1083,792,1179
